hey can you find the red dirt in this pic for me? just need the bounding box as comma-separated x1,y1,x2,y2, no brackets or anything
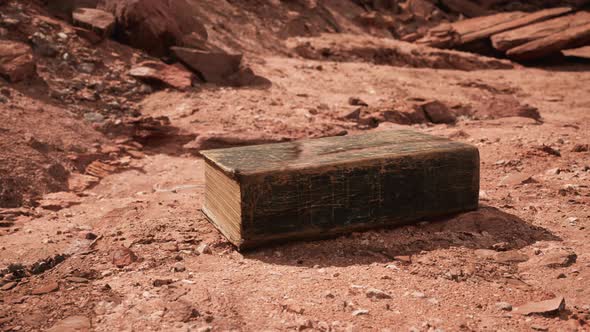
1,1,590,331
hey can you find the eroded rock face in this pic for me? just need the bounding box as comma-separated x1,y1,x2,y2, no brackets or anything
101,0,208,57
0,40,35,82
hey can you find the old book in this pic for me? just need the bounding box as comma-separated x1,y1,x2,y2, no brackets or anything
201,130,479,250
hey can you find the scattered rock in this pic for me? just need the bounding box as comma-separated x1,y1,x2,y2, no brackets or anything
540,248,577,268
31,281,59,295
572,144,589,152
536,144,561,157
494,251,529,264
418,100,456,124
496,302,512,311
0,40,35,82
72,8,115,37
530,325,549,332
348,97,368,107
196,243,212,255
492,242,510,251
46,315,91,332
29,32,59,57
173,262,186,272
352,309,369,316
394,255,412,264
366,288,392,299
411,291,426,299
513,296,565,316
39,192,82,211
500,173,536,186
153,279,174,287
112,247,137,267
128,61,194,90
1,281,17,291
66,277,89,284
171,47,242,85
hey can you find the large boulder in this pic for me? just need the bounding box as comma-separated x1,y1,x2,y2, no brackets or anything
0,40,35,82
100,0,208,57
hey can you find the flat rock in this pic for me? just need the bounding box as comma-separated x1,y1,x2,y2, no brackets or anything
492,11,590,52
513,296,565,316
39,192,82,211
129,61,193,90
540,248,577,268
32,281,59,295
47,315,91,332
0,40,36,82
563,45,590,59
499,173,536,186
171,47,243,85
72,8,115,37
507,22,590,61
418,100,456,124
460,7,572,45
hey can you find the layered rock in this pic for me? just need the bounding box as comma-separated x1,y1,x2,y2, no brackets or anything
0,40,35,82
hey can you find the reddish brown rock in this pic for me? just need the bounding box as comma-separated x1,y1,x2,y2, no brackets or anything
100,0,208,57
171,47,243,85
31,281,59,295
128,61,194,90
112,247,137,267
0,40,35,82
513,296,565,316
563,45,590,59
492,11,590,52
74,27,103,44
418,100,456,124
72,8,115,38
461,7,572,45
507,22,590,61
39,192,82,211
47,316,91,332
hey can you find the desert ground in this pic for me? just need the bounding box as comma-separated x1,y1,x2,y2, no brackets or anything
1,0,589,331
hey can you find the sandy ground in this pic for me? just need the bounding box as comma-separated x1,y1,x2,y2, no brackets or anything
1,1,590,331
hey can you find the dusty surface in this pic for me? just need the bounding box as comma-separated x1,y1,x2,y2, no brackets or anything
1,1,590,331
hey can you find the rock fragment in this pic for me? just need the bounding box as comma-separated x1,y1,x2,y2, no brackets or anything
72,8,115,37
366,288,391,299
171,47,242,85
513,296,565,316
128,61,193,90
32,281,59,295
0,40,35,82
496,302,512,311
112,247,137,267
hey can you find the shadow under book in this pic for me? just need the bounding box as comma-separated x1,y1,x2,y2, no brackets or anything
201,129,480,250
